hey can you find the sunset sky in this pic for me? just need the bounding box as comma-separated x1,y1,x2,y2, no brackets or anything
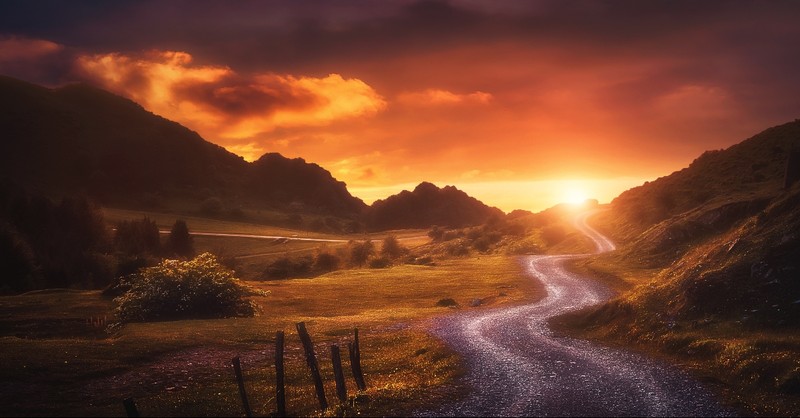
2,0,800,212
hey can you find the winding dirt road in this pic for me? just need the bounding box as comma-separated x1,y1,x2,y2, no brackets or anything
420,210,731,416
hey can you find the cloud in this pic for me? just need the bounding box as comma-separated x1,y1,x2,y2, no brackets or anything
0,36,62,62
74,50,386,148
397,88,492,106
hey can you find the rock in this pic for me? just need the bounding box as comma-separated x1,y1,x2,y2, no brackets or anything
470,298,482,307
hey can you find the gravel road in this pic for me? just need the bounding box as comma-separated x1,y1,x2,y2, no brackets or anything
418,211,732,417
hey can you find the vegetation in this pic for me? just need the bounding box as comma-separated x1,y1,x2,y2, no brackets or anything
556,120,800,415
166,219,195,259
0,183,113,292
114,253,258,323
0,255,540,417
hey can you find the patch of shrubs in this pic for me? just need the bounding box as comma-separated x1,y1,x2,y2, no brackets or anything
114,253,258,323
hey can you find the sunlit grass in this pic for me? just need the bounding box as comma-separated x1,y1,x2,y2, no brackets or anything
0,255,542,416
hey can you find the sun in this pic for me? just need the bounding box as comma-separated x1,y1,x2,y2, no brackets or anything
562,188,589,206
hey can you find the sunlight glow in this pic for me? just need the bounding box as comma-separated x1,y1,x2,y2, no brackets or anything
562,187,589,206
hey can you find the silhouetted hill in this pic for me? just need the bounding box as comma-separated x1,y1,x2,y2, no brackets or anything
591,119,800,322
0,76,365,217
600,119,800,243
366,182,504,230
559,120,800,414
250,153,365,216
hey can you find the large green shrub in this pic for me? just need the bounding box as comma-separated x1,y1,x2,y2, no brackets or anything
114,253,257,323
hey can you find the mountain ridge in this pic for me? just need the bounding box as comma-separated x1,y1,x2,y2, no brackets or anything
0,75,366,217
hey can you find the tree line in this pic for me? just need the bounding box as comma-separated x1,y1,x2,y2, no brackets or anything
0,182,195,294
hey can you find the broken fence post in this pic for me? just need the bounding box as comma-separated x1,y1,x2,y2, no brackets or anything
231,356,253,417
349,328,367,391
275,330,286,417
331,344,348,403
296,321,328,411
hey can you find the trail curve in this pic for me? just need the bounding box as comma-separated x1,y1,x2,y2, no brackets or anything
418,210,730,417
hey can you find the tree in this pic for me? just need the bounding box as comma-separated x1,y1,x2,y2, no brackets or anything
349,240,374,267
167,219,194,258
114,217,160,255
380,235,406,259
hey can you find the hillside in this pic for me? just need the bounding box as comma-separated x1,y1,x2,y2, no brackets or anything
366,182,504,230
0,76,366,217
596,119,800,244
560,119,800,414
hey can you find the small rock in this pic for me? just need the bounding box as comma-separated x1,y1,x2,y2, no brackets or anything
470,298,482,307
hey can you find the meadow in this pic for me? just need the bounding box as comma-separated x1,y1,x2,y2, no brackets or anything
0,210,543,416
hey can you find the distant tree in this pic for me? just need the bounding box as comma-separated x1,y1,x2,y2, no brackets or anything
349,240,374,267
114,217,160,255
313,251,340,273
167,219,194,258
285,213,303,228
380,235,406,259
200,197,223,216
0,222,38,293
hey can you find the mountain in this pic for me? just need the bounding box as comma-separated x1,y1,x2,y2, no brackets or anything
366,182,504,230
0,76,365,216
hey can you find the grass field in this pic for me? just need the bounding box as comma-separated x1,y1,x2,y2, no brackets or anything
104,207,431,281
0,255,543,416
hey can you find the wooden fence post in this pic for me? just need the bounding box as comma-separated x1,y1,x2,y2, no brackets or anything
348,328,367,391
275,330,286,417
330,345,348,403
231,356,253,417
296,322,328,411
123,397,139,417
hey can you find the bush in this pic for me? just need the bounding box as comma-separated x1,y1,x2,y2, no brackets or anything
381,235,406,259
114,253,257,323
368,256,392,269
314,252,340,272
263,256,312,279
349,240,375,267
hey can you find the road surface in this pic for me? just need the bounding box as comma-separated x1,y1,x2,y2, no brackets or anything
418,210,731,416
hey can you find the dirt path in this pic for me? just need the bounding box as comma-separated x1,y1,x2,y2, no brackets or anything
418,210,732,416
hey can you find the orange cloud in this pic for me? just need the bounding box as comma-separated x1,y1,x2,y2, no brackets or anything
397,88,492,106
75,50,386,160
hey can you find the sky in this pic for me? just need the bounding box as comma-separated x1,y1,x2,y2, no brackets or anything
2,0,800,212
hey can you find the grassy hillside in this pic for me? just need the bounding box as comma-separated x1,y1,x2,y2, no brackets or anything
557,119,800,415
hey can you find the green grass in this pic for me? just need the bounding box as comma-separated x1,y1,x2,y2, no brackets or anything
0,255,542,416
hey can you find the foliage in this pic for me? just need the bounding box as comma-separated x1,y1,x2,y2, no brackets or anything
368,256,392,269
0,183,114,292
114,253,257,323
381,235,406,259
349,240,375,267
262,256,313,279
199,197,223,216
114,217,160,256
313,251,340,272
166,219,194,258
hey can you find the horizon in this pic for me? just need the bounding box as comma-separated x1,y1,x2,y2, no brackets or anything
2,0,800,212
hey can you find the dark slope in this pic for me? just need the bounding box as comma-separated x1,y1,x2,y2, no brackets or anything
0,76,365,216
